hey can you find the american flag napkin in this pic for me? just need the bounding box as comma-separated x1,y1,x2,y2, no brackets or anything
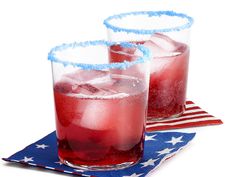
3,131,195,177
146,100,223,131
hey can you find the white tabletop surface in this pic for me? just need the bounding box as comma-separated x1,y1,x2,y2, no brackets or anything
1,0,236,176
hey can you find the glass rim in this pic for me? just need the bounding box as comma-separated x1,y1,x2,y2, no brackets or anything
48,40,150,70
103,10,194,34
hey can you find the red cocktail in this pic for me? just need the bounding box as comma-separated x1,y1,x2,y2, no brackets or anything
109,33,189,119
54,70,147,167
146,34,189,118
48,40,150,170
104,11,193,120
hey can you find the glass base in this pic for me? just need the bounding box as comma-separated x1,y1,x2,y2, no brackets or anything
147,111,184,122
59,156,141,171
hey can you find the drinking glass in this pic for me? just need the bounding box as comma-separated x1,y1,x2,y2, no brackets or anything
104,11,193,120
48,40,150,170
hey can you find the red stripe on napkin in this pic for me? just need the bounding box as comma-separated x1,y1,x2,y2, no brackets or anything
146,101,223,131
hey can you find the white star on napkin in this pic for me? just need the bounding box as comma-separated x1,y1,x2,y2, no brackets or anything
156,148,174,156
165,136,183,145
36,144,49,149
21,156,34,162
145,134,157,141
140,158,159,168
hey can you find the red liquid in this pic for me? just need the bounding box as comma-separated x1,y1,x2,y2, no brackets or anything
54,71,147,167
109,34,189,119
148,45,189,118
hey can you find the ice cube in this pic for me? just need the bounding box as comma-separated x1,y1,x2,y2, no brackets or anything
141,34,181,74
54,80,74,93
114,104,144,151
79,101,114,130
63,70,110,85
88,74,113,85
74,87,129,99
58,69,116,95
71,79,129,99
112,75,143,95
73,83,100,94
151,33,178,52
142,40,167,58
54,76,109,95
143,33,182,58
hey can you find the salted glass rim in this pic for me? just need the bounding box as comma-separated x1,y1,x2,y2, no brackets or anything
48,40,150,70
103,11,194,34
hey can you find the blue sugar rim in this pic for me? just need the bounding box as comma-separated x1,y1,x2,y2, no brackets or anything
103,11,193,34
48,40,150,70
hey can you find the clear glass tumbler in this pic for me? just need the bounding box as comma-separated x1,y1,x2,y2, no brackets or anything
48,40,150,171
104,11,193,121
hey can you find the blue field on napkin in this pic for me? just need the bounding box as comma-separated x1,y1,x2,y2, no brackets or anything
3,131,195,177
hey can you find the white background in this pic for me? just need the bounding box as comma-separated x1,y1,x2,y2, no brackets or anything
0,0,236,176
